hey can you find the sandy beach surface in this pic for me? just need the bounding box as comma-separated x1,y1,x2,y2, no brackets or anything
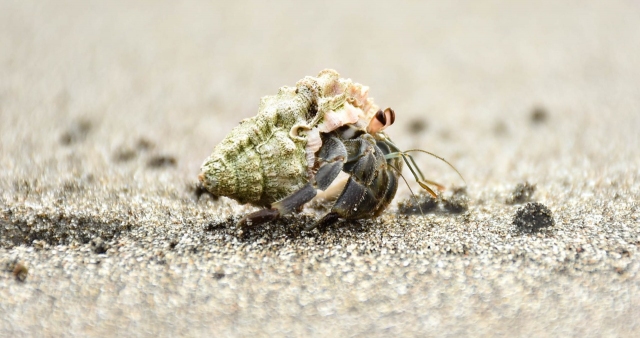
1,1,639,336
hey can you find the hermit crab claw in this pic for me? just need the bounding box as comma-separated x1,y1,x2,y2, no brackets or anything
366,108,395,134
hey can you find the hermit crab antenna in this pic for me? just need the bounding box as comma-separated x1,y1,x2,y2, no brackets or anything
402,149,466,185
387,162,424,215
404,153,445,190
384,140,424,178
386,152,439,198
400,154,439,198
383,138,465,186
384,140,437,188
367,107,396,134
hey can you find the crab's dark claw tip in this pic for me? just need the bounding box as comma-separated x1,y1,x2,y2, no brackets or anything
237,208,280,228
304,212,340,232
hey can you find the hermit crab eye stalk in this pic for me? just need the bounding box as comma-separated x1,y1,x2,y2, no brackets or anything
367,107,396,133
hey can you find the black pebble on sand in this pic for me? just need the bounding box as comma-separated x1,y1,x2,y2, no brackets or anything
397,193,439,214
513,202,555,232
506,182,536,204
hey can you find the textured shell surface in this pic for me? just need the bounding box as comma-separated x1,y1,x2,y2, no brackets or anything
199,69,380,207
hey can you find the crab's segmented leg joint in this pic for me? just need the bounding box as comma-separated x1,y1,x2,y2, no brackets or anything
272,183,317,215
305,212,340,231
314,134,347,190
237,134,349,229
237,208,280,228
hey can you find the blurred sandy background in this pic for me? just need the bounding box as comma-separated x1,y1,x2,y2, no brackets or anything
1,1,639,336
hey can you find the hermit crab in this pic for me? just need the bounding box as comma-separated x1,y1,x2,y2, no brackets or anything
199,69,461,230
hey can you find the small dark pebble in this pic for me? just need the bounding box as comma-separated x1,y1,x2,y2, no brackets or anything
91,237,109,254
12,262,28,282
397,187,469,215
407,118,428,134
513,202,555,232
441,187,469,214
397,193,438,214
213,271,225,280
147,155,177,168
60,119,92,145
113,147,137,162
205,221,227,231
506,182,536,204
62,179,83,193
530,106,549,124
136,138,155,151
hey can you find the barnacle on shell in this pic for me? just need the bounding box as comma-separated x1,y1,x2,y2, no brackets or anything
199,69,380,207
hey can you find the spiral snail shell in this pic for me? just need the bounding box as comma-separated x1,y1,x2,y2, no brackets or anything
199,69,380,206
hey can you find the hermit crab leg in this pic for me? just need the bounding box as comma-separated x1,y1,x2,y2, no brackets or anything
402,148,466,185
305,212,341,231
237,134,348,228
384,146,465,198
306,135,396,231
384,140,437,187
402,154,447,191
387,162,425,215
384,140,432,187
384,142,465,186
386,152,439,198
